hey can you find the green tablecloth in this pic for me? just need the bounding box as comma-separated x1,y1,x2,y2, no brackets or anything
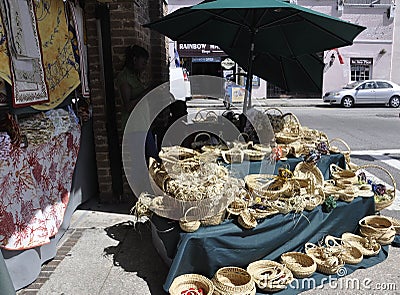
153,197,384,294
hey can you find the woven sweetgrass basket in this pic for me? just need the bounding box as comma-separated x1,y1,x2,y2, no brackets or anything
324,235,363,265
238,210,258,229
341,232,381,256
280,252,317,278
330,163,358,184
304,242,344,275
247,260,293,292
359,215,396,245
169,274,214,295
212,267,256,295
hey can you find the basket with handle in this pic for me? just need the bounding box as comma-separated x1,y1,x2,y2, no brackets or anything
221,148,244,164
264,107,284,133
330,163,358,184
359,215,396,245
324,235,363,265
304,242,344,275
280,252,317,278
169,274,215,295
275,112,301,144
341,232,381,257
247,260,293,292
179,206,201,232
191,132,212,150
212,266,256,295
192,109,219,123
356,164,396,211
227,199,248,216
245,174,291,201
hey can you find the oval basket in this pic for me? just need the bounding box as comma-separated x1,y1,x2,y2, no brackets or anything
238,210,258,229
359,215,396,245
356,164,396,211
247,260,293,292
325,235,363,265
330,164,358,184
280,252,317,278
179,220,201,233
212,267,256,295
227,199,248,216
304,242,344,275
245,174,291,201
243,149,266,161
341,232,381,257
169,274,214,295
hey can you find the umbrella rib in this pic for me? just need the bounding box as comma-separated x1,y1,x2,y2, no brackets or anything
258,11,301,30
205,10,251,29
231,10,252,48
279,56,289,91
303,18,352,44
294,55,322,91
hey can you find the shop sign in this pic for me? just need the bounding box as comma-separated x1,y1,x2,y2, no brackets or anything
230,86,246,103
350,58,373,66
221,58,235,69
192,57,221,63
177,42,226,57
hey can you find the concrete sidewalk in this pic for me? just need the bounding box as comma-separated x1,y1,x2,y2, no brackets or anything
17,199,400,295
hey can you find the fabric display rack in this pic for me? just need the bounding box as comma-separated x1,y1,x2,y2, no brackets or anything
0,0,97,291
135,107,399,295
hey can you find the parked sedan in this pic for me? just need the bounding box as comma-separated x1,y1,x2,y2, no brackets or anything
323,80,400,108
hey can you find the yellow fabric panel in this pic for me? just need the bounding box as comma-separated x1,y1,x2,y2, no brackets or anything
0,0,80,110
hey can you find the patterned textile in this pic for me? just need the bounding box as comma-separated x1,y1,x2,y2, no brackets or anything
0,109,80,250
0,77,7,104
0,0,49,107
0,0,80,110
68,2,90,98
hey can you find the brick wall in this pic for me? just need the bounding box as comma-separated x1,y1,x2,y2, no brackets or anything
85,0,168,202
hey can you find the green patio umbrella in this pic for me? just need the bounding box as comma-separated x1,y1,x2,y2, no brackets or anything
145,0,365,111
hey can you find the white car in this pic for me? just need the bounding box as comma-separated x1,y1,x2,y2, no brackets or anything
323,80,400,108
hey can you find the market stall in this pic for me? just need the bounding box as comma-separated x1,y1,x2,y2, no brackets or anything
134,106,398,295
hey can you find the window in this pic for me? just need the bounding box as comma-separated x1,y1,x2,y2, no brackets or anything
376,81,392,89
350,58,373,82
358,82,375,89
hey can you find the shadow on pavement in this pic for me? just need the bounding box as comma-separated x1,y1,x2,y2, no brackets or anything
77,197,136,215
103,221,169,295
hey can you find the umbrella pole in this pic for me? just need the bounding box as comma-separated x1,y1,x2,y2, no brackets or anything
243,33,255,114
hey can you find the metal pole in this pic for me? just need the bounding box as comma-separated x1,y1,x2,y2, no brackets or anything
243,30,256,113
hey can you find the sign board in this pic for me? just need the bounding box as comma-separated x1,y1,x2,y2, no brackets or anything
177,42,226,57
221,58,235,69
350,58,373,66
230,86,246,103
192,57,221,63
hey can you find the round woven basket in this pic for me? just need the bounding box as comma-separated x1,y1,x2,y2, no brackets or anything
212,267,256,295
252,144,272,154
341,232,381,257
280,252,317,278
243,149,266,161
247,260,293,292
356,164,396,211
385,216,400,235
245,174,291,200
179,220,201,233
227,199,248,216
325,235,363,265
169,274,214,295
330,164,358,184
359,215,396,245
303,187,325,211
238,210,258,229
304,243,344,275
221,149,245,164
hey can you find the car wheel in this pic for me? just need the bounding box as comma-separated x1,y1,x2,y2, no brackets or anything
389,96,400,108
341,96,354,108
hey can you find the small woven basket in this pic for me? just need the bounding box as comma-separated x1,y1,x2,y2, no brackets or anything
325,235,363,265
169,274,214,295
341,232,381,257
238,210,258,229
243,149,266,161
245,174,291,200
280,252,317,278
227,199,248,216
359,215,396,245
221,149,245,164
212,267,256,295
200,210,225,226
293,162,324,187
304,242,344,275
247,260,293,292
179,220,201,233
330,164,358,184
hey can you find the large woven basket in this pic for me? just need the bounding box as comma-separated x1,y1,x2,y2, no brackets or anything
247,260,293,292
341,232,381,257
385,216,400,234
304,242,344,275
245,174,291,200
356,164,396,211
169,274,214,295
293,162,324,187
324,235,363,265
359,215,396,245
212,267,256,295
280,252,317,278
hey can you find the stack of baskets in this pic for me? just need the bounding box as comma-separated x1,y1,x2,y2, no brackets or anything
358,215,396,245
